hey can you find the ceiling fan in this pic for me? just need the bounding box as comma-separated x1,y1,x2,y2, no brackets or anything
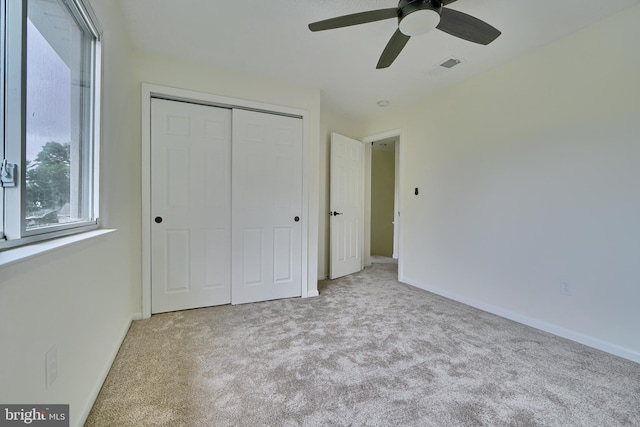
308,0,501,69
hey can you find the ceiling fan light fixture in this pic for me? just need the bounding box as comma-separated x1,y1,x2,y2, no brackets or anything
308,0,501,69
399,9,440,36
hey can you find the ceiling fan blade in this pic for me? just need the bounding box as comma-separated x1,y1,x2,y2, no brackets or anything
377,29,411,69
309,8,398,32
437,8,501,45
441,0,459,4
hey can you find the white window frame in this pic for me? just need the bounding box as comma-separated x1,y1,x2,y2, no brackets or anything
0,0,6,239
1,0,102,251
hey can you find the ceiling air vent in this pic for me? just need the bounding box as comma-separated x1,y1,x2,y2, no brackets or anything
440,58,462,69
427,57,463,77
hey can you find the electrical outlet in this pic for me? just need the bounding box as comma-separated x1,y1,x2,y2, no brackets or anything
561,281,572,296
46,345,58,388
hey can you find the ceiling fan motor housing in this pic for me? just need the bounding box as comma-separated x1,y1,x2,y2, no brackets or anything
398,0,443,36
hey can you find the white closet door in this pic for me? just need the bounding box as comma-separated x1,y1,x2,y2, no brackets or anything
231,109,303,304
151,99,231,314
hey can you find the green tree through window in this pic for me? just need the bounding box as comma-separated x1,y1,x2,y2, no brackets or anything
25,141,70,226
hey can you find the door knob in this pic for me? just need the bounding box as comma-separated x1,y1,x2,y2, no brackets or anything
294,216,300,222
154,216,163,224
331,211,343,216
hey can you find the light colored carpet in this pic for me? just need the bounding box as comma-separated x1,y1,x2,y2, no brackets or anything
86,259,640,426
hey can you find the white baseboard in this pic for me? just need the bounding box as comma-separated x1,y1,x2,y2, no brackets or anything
306,290,320,297
76,314,135,427
401,275,640,364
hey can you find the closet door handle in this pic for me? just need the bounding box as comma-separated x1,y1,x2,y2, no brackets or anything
331,211,343,216
154,216,163,224
294,216,300,222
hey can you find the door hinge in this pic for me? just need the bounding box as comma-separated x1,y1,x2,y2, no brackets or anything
1,159,18,188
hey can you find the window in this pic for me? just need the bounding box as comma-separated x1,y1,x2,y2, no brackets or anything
1,0,101,249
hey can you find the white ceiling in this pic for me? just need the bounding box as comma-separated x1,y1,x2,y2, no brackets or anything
117,0,639,121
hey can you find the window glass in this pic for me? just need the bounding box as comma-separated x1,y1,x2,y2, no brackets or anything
25,0,93,230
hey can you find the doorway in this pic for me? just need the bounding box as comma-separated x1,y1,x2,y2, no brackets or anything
363,130,401,271
370,137,398,259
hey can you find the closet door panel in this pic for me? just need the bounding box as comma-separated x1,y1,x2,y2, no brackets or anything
151,99,232,313
231,109,303,304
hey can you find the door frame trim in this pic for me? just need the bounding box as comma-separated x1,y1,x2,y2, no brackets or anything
141,83,313,319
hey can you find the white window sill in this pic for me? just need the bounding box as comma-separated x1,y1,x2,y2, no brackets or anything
0,229,116,269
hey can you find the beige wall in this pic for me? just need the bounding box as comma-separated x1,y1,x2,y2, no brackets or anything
0,1,140,425
359,5,640,360
371,149,395,257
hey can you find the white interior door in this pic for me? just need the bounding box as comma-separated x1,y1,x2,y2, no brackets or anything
151,99,231,314
231,109,303,304
330,132,364,279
